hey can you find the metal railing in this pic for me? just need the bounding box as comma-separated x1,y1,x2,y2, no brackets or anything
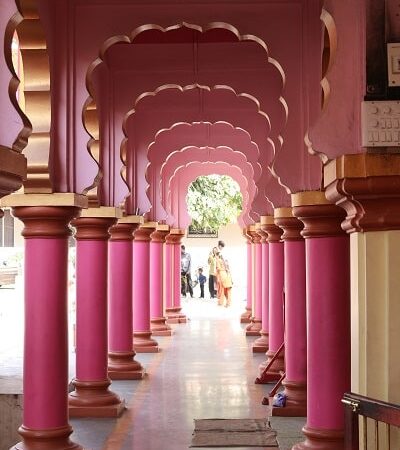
342,392,400,449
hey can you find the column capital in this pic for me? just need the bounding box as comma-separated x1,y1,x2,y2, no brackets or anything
292,191,346,238
274,207,303,241
134,222,157,242
109,222,139,241
150,224,170,243
71,217,117,241
255,223,268,243
324,153,400,233
12,206,80,239
260,215,283,243
248,224,262,244
165,228,185,244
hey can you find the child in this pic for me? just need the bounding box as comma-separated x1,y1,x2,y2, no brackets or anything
198,268,207,298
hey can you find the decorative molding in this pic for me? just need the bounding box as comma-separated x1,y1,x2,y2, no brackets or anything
109,222,138,241
274,214,304,241
0,146,27,198
325,153,400,233
71,217,117,241
7,1,52,192
0,193,88,208
291,191,345,238
134,223,157,242
12,206,80,239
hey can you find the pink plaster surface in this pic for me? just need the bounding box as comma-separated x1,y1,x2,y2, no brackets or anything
146,121,263,219
108,240,133,352
164,243,173,309
308,0,365,160
284,240,306,383
254,242,262,320
23,238,69,429
246,241,252,312
261,241,269,332
150,240,164,318
173,243,182,309
268,241,284,353
124,85,274,215
132,240,151,332
306,236,350,430
75,240,108,381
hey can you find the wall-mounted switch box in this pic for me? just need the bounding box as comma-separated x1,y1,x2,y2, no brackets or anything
361,101,400,147
387,43,400,87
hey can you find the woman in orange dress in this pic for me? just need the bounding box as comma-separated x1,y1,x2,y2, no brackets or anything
216,253,233,307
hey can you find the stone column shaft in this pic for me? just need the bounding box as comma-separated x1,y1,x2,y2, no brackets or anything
165,229,187,324
150,225,172,336
11,201,83,450
252,219,270,352
272,208,307,417
292,191,350,450
69,209,125,418
259,217,284,381
108,217,144,379
132,222,159,352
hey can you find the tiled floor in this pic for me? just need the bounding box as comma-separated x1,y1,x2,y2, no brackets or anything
1,284,305,449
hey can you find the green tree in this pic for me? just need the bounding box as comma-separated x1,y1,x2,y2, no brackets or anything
187,175,242,232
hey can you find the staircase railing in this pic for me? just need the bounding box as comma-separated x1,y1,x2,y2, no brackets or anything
342,392,400,449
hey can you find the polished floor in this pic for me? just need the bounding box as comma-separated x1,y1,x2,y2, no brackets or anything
71,298,289,450
0,284,304,449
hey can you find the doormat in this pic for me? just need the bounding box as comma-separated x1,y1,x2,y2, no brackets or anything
190,418,279,447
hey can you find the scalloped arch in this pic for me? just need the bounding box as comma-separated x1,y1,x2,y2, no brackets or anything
305,8,338,165
166,161,252,228
121,83,276,212
83,21,288,204
5,0,52,192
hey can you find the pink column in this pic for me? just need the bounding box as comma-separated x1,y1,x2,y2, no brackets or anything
132,223,159,352
165,229,187,324
273,212,306,416
150,226,172,336
108,220,144,379
11,206,82,450
252,222,269,352
259,220,284,380
293,200,350,450
69,216,124,418
246,227,262,336
240,228,252,323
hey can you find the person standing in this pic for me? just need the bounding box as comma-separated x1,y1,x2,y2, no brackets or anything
216,240,226,303
198,268,207,298
207,247,218,298
181,245,193,298
216,253,233,307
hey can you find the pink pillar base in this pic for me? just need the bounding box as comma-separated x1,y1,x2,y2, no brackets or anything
292,427,344,450
108,351,144,380
69,379,125,418
245,318,262,336
133,331,159,353
240,307,252,323
269,380,307,417
166,307,187,323
11,425,83,450
252,330,269,353
151,317,173,336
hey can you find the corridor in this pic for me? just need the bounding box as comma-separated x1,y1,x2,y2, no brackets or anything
69,299,294,450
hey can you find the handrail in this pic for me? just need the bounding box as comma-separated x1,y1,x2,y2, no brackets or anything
261,371,286,406
255,341,284,384
342,392,400,449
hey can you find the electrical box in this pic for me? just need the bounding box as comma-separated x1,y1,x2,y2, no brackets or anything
361,101,400,148
388,43,400,87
